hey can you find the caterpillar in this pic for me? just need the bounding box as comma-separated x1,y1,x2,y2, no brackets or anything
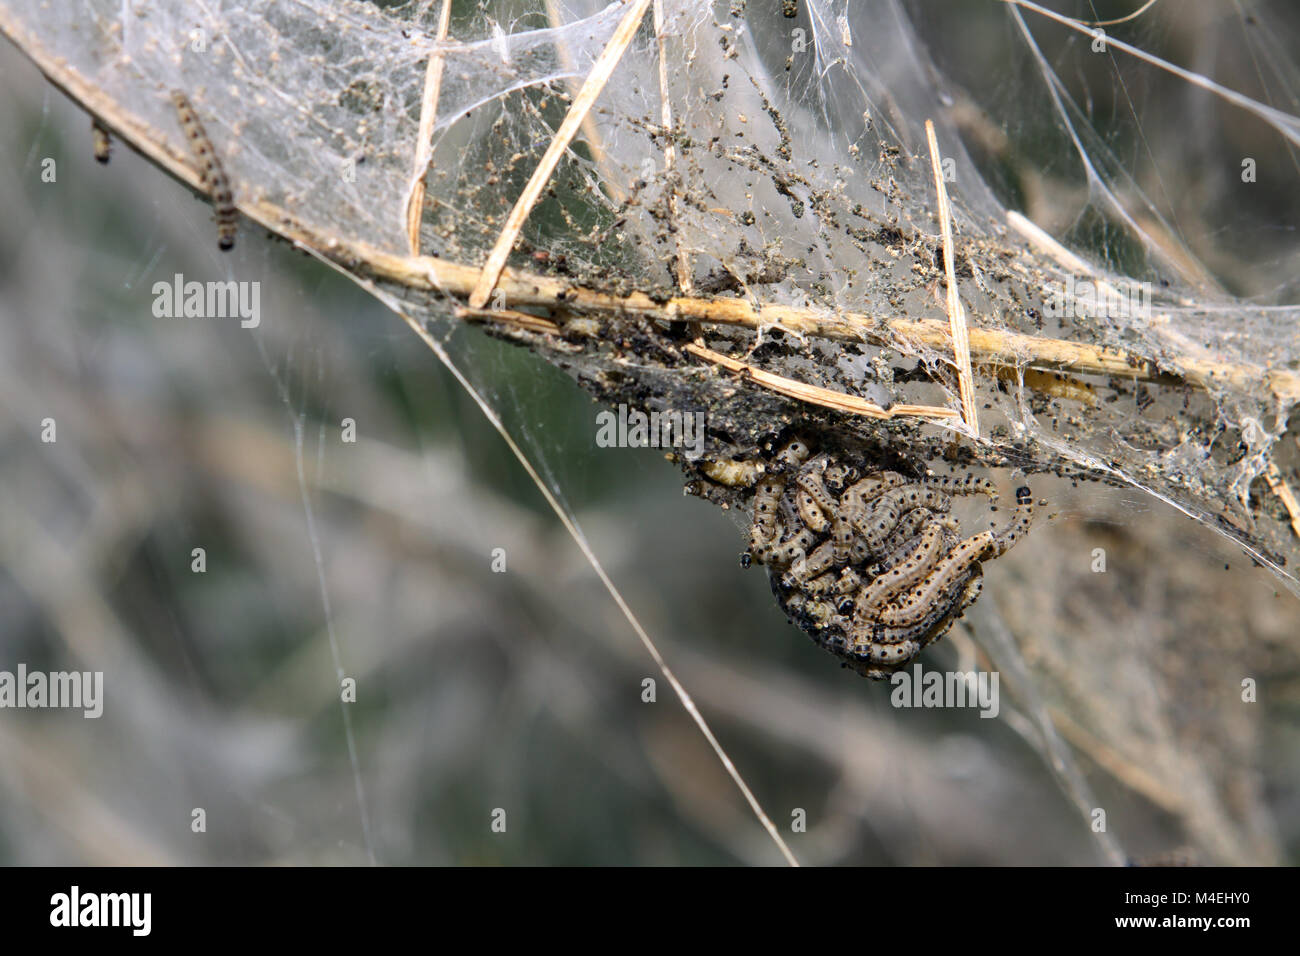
91,117,111,164
857,520,947,609
171,90,237,251
850,485,953,552
872,532,996,629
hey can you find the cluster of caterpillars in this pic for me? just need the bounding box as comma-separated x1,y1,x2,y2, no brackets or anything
699,438,1034,678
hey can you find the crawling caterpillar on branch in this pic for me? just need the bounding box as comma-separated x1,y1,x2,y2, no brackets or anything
171,90,237,251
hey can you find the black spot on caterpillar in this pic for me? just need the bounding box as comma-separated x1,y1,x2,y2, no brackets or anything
171,90,236,250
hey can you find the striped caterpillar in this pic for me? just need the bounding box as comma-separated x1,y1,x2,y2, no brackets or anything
171,90,236,251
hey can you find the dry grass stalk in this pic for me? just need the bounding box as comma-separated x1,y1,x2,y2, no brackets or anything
926,119,980,437
468,0,653,309
403,0,454,256
1263,463,1300,541
684,342,960,421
